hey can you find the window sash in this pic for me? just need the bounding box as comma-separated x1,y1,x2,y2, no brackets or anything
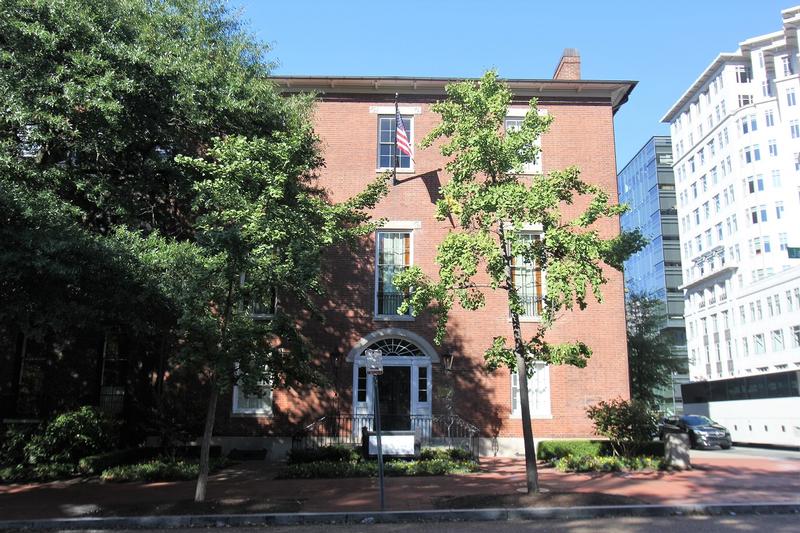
511,367,551,417
511,233,544,317
378,116,412,169
233,384,272,414
376,231,411,316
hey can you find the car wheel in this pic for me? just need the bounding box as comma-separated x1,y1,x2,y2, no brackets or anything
721,443,731,450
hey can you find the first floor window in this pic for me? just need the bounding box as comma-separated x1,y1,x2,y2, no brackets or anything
511,233,544,318
232,376,272,415
376,231,411,316
511,366,551,418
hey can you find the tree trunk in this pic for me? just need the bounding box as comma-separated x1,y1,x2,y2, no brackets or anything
194,379,219,503
512,312,539,493
498,222,539,493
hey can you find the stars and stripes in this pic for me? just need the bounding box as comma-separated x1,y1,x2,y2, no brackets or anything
395,105,412,158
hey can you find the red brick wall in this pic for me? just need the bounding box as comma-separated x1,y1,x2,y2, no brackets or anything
217,95,629,440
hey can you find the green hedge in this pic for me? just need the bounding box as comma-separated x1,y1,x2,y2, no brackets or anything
277,457,480,479
100,457,228,482
553,454,665,473
419,447,474,461
537,440,665,461
78,448,159,474
0,462,76,483
287,445,361,464
536,440,603,461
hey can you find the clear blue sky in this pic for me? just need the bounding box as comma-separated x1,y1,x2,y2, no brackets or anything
231,0,794,167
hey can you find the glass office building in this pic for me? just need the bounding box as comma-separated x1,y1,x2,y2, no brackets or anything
618,136,689,413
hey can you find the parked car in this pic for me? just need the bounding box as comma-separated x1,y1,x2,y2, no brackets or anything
659,414,732,449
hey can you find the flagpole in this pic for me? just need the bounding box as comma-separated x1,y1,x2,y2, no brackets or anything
393,92,399,186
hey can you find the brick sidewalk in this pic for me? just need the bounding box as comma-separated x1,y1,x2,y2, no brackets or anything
1,456,798,520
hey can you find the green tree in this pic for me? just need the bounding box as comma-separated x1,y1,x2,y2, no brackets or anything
124,135,387,501
626,293,684,407
394,71,643,493
1,0,388,500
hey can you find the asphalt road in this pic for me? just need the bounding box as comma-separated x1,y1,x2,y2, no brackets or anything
57,514,800,533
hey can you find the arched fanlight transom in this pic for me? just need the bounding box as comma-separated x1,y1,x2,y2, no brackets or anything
362,338,425,358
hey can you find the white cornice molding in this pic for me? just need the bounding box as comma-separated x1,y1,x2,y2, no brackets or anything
369,105,422,115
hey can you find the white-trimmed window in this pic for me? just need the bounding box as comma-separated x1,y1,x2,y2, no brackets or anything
504,116,542,174
240,274,276,319
375,230,412,317
377,115,413,170
511,367,551,418
232,376,272,415
511,232,544,318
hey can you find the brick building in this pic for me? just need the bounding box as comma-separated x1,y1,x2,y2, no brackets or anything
214,51,638,457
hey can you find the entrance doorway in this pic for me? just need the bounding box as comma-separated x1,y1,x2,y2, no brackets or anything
379,366,411,430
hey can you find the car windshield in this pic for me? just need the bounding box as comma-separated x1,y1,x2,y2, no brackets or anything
682,415,714,426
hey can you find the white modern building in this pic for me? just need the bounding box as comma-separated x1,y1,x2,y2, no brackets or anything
662,6,800,382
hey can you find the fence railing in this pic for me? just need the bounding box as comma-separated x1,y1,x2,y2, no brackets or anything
292,412,480,458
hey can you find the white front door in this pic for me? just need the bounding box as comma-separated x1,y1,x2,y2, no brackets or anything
352,356,432,429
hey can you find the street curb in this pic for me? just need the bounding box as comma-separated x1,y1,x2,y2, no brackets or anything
1,502,799,529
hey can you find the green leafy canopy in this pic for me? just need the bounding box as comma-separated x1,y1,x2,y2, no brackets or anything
393,70,645,374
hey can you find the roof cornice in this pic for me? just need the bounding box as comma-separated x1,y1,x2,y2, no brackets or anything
271,76,637,114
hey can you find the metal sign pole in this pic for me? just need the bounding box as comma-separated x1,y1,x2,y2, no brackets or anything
364,348,386,511
374,374,385,511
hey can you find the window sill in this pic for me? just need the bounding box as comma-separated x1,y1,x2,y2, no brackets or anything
509,316,543,323
510,412,553,420
377,167,415,174
231,412,274,417
251,314,274,321
374,315,415,322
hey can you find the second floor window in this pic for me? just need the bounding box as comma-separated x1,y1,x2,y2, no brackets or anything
511,233,544,318
376,231,411,316
504,117,542,174
378,115,412,170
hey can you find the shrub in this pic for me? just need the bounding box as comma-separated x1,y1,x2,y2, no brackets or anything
78,448,159,475
287,445,360,464
586,398,658,458
419,447,474,462
553,454,664,473
25,406,113,465
0,424,38,466
536,440,603,461
0,462,76,483
100,457,228,482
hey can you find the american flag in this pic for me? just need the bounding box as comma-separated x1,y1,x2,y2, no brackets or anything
395,106,412,158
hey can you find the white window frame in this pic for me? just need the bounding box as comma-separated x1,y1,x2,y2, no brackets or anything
374,224,417,321
232,366,273,416
239,273,276,320
510,366,552,419
374,109,416,173
510,229,546,322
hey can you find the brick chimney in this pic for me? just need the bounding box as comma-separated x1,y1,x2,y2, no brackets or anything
553,48,581,80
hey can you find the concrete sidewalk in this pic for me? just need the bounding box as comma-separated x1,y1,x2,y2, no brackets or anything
0,455,798,521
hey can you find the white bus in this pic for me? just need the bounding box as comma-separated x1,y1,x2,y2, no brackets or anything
681,370,800,448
